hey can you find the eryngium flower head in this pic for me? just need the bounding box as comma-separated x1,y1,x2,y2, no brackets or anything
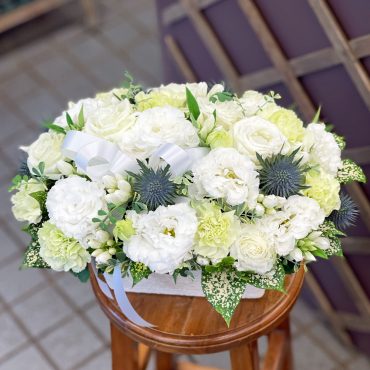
328,192,359,231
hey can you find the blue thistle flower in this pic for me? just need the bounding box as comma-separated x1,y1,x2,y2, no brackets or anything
257,148,308,198
128,161,176,211
328,192,359,231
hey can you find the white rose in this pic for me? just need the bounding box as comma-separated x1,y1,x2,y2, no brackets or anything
22,132,67,180
190,148,259,208
54,98,99,128
303,123,341,176
46,176,107,241
232,116,288,162
238,90,266,116
120,106,199,159
11,179,45,224
124,204,198,274
230,222,276,274
83,99,136,143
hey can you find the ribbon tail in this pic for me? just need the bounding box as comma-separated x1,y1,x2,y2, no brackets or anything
91,261,113,299
112,266,155,328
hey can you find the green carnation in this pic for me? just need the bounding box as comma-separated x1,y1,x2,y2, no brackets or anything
113,218,136,241
267,108,305,143
38,222,90,273
303,169,340,216
135,90,185,111
192,201,239,260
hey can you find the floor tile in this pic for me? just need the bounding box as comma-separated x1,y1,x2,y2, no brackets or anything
0,258,45,304
101,20,141,51
346,355,370,370
13,286,73,337
0,345,51,370
1,72,40,100
290,298,319,328
85,304,110,342
0,225,22,262
0,311,28,359
56,272,95,308
77,348,111,370
40,316,104,370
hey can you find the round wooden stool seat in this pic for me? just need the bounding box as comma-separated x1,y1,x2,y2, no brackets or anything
90,267,304,370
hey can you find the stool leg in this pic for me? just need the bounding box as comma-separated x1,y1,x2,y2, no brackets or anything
230,340,259,370
111,323,139,370
279,317,293,370
156,351,174,370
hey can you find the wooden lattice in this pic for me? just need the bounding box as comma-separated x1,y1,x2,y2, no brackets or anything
161,0,370,349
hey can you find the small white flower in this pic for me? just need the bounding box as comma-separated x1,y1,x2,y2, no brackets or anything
190,148,259,208
124,203,198,274
11,179,45,224
120,106,199,159
230,222,276,274
232,116,288,162
102,174,131,205
22,132,66,180
238,90,267,116
303,123,341,176
46,176,107,241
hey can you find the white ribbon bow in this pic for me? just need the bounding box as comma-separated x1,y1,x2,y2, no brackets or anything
62,130,209,180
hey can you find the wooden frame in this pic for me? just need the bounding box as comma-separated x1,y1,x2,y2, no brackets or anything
161,0,370,350
0,0,98,34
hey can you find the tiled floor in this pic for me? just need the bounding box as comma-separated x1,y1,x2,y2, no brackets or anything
0,1,369,369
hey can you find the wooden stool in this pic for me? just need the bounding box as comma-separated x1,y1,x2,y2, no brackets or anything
90,267,304,370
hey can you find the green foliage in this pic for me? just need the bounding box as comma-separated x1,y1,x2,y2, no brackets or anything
21,224,49,269
172,259,200,283
238,262,286,292
264,91,281,104
281,259,300,274
129,262,151,286
173,171,193,197
319,221,345,257
201,269,247,326
71,268,90,283
204,256,235,273
8,174,29,192
92,203,126,231
337,159,366,184
332,133,346,150
119,71,142,103
186,87,200,120
312,106,321,123
43,120,66,134
209,91,235,103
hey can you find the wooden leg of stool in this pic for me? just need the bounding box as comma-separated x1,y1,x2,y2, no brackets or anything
230,340,259,370
279,317,293,370
111,323,139,370
156,351,174,370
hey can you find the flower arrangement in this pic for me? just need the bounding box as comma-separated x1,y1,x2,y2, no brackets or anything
10,73,366,325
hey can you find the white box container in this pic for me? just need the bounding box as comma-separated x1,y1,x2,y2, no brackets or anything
122,270,265,299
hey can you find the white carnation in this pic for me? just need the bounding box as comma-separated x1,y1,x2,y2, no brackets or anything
83,99,136,143
124,204,198,274
21,132,67,180
232,116,288,162
46,176,107,241
11,179,45,224
230,222,276,274
120,106,199,159
190,148,259,208
303,123,341,176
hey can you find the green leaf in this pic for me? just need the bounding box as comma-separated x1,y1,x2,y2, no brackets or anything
116,251,128,263
281,259,300,274
312,248,328,259
77,106,85,129
239,263,286,292
186,87,200,120
129,262,151,286
92,217,101,223
29,191,47,210
71,267,90,283
21,238,49,269
319,221,344,257
312,106,321,123
66,113,74,129
337,159,366,184
44,123,66,134
209,91,234,103
332,133,346,150
97,210,107,216
201,269,247,326
204,256,235,273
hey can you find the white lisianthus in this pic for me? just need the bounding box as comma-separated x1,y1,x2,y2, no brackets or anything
303,123,341,176
21,132,67,180
124,204,198,274
120,106,199,159
190,148,259,208
263,195,325,256
232,116,288,162
38,222,90,273
54,98,99,128
46,176,107,241
230,222,276,274
83,99,136,143
101,174,132,204
11,179,45,224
